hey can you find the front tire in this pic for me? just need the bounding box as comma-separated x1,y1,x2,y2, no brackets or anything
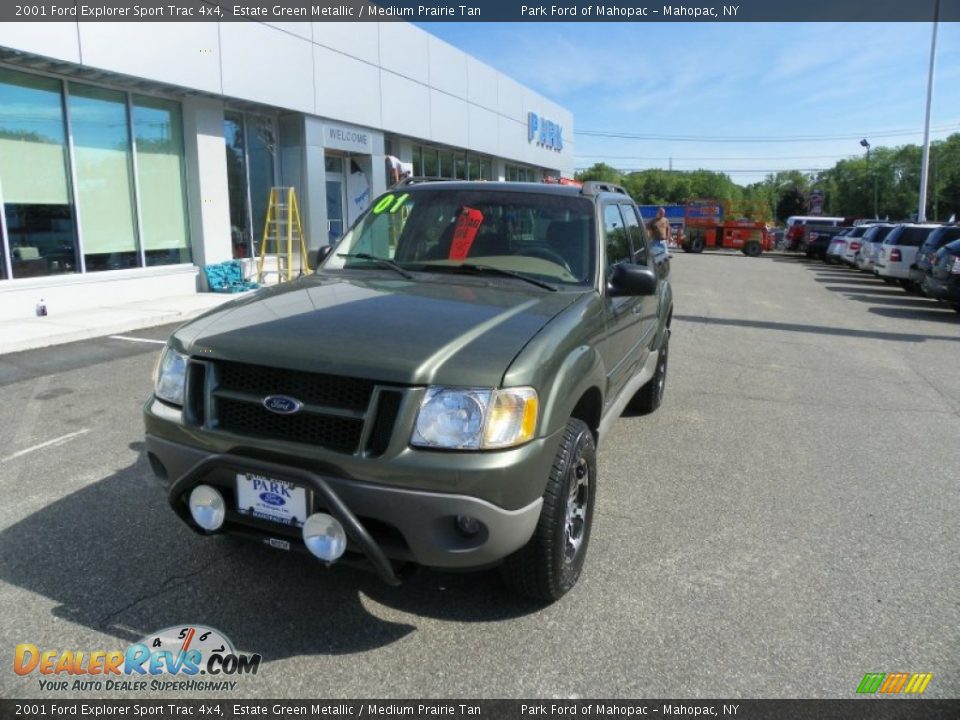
500,418,597,602
629,330,670,414
743,242,762,257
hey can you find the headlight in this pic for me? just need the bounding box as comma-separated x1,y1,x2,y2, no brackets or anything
154,347,188,406
411,386,538,450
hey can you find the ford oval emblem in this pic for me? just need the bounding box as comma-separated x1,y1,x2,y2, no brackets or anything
262,395,303,415
259,492,287,507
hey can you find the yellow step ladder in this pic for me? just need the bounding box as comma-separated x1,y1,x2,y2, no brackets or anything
257,186,310,283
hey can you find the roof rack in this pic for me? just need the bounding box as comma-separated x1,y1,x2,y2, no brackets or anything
579,181,629,197
394,176,458,187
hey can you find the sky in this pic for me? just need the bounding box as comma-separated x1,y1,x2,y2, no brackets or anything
421,22,960,185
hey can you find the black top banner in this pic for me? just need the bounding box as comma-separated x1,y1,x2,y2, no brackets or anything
2,0,957,22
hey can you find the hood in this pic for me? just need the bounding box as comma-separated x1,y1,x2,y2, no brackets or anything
173,272,583,387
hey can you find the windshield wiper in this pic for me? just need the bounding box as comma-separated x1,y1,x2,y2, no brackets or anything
336,253,414,279
418,262,557,291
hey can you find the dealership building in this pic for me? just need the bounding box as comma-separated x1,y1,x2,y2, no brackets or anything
0,21,574,320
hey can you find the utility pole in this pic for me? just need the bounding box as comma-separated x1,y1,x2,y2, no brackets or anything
918,0,940,222
860,139,877,218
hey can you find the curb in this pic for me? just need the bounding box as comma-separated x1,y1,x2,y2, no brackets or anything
0,305,217,356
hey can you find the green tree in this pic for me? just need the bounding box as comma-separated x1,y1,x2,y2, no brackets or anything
931,134,960,221
575,163,623,183
776,187,807,222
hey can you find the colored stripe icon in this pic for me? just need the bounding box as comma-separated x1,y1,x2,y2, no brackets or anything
857,672,933,694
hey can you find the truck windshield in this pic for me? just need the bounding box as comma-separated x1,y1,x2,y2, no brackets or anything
324,188,596,286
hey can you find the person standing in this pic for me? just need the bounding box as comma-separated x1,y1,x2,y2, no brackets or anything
648,207,672,248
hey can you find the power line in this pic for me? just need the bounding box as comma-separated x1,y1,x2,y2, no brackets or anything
577,167,830,174
574,124,959,142
574,153,856,161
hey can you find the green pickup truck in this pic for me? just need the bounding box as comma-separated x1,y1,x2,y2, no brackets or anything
144,180,673,601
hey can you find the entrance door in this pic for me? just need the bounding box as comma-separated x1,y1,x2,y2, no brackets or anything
325,156,346,244
326,174,345,244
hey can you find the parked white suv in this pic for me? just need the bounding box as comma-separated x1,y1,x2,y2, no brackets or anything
875,224,941,288
840,226,873,266
825,229,851,264
856,224,896,272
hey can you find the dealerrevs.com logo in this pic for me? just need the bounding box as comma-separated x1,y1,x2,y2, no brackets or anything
14,625,262,692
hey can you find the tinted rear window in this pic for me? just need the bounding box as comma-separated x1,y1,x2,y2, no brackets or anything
921,226,960,252
864,225,894,243
883,226,936,247
898,227,937,247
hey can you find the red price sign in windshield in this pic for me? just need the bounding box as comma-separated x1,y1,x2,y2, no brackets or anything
448,207,484,260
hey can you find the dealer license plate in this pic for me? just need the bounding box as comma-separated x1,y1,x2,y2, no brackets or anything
236,473,308,526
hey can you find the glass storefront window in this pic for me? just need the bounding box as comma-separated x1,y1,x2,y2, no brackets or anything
247,115,276,250
411,144,495,182
422,148,438,177
505,164,542,183
224,111,250,259
1,67,194,281
438,150,452,178
223,112,276,259
412,145,422,176
69,83,140,272
0,68,78,278
133,95,191,266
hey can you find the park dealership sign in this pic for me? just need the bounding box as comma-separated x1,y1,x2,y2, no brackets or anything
528,113,564,152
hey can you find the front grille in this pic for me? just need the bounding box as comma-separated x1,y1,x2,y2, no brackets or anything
217,398,363,453
365,391,403,456
204,360,403,455
217,360,374,411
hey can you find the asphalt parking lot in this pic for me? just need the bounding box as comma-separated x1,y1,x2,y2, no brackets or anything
1,252,957,700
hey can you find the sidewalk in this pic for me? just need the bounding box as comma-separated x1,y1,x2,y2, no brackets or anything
0,292,238,355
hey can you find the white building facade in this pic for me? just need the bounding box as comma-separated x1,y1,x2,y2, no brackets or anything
0,21,574,320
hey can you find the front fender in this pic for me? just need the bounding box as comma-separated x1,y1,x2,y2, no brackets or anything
501,293,608,440
537,345,606,439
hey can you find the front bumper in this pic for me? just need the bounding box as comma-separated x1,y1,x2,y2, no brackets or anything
146,433,545,578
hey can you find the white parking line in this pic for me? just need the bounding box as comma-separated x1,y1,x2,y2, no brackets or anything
1,429,91,463
109,335,166,345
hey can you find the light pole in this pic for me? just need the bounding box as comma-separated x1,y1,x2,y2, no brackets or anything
918,0,940,222
860,138,878,218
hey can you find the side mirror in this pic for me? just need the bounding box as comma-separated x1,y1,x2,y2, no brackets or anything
607,263,657,297
308,244,335,271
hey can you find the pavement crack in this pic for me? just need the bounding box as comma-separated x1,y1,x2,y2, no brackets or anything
96,548,240,627
908,363,960,419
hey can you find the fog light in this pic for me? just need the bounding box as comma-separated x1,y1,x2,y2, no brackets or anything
188,485,225,531
456,515,481,536
302,513,347,562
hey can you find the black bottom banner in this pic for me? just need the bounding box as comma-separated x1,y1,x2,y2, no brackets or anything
3,700,960,720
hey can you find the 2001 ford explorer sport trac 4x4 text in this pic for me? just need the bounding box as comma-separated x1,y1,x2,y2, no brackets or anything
144,180,673,602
